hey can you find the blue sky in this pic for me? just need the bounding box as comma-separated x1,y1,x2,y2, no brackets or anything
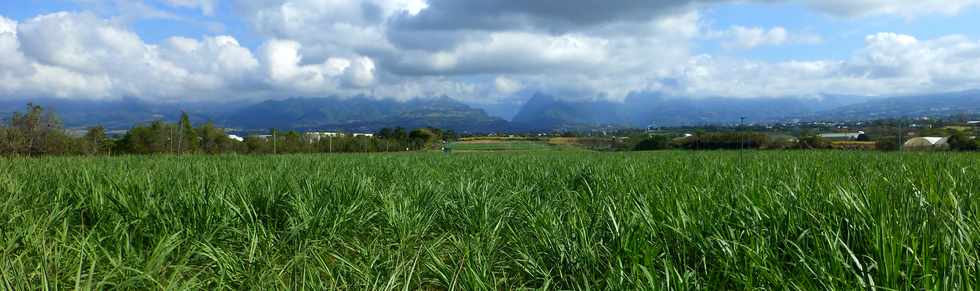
2,0,980,103
0,1,256,44
701,2,980,61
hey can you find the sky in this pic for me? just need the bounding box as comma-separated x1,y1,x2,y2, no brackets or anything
2,0,980,105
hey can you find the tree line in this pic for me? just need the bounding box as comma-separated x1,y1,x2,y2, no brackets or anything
239,127,453,154
632,130,980,151
0,103,101,156
0,104,454,156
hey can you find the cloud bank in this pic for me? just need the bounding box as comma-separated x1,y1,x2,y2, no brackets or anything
1,0,980,103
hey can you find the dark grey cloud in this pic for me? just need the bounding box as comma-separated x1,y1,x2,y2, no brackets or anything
392,0,717,32
383,29,476,51
384,0,724,53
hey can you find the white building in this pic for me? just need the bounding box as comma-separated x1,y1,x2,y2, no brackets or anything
308,132,343,137
227,134,244,142
819,131,864,141
306,132,343,142
903,137,950,150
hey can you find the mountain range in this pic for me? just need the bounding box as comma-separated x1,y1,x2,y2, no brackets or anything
223,96,509,133
810,90,980,121
511,93,863,130
0,96,511,133
2,90,980,133
0,98,229,130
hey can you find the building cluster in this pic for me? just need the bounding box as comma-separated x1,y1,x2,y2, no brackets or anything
306,132,374,141
247,131,376,143
814,126,976,151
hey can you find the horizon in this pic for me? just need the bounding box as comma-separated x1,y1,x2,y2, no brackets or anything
2,1,980,106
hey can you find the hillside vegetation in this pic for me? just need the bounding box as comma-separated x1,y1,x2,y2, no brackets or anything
2,151,979,289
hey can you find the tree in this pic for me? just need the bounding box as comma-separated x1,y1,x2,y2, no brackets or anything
920,127,950,137
116,125,148,154
8,103,67,155
282,131,305,153
115,121,172,155
147,120,172,153
409,128,439,150
634,135,671,151
10,103,44,155
377,128,394,140
875,136,901,151
0,126,10,155
443,129,458,141
795,134,830,150
948,130,978,151
393,127,408,141
427,127,444,139
83,126,109,155
178,112,198,154
198,122,231,154
43,128,73,155
244,135,270,154
677,132,770,150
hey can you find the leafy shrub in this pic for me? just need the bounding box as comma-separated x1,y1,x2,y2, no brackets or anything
948,131,978,151
875,137,901,151
676,132,770,150
795,135,831,149
633,135,672,151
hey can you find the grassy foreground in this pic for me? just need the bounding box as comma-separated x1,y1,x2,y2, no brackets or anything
1,151,979,289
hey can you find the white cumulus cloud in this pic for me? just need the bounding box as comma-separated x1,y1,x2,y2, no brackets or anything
163,0,218,15
0,12,263,101
713,26,823,49
494,76,523,94
663,32,980,98
259,39,377,92
4,0,980,104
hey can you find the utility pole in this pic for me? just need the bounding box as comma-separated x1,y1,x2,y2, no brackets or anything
177,126,182,154
740,117,746,151
898,120,904,152
272,130,277,155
